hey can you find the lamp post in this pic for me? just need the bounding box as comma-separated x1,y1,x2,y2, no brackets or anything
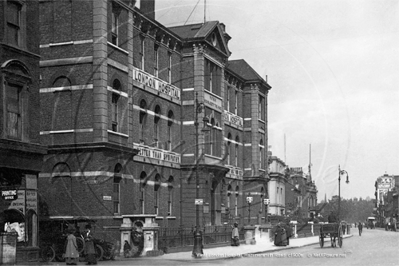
338,165,349,221
264,198,270,224
192,92,209,258
246,196,253,224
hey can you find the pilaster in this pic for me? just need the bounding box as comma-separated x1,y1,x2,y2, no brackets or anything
92,0,108,142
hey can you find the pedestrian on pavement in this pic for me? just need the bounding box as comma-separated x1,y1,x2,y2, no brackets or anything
358,221,363,236
84,224,97,265
123,240,132,257
65,227,79,265
283,220,292,245
231,222,240,246
274,222,287,246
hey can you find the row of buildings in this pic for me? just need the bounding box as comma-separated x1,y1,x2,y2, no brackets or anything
374,174,399,225
0,0,318,262
268,155,318,220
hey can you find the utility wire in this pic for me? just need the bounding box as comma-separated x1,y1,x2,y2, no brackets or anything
184,0,201,25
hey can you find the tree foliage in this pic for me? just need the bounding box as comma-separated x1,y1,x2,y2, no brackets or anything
317,197,374,223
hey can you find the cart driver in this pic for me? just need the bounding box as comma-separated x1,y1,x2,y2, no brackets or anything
328,211,338,223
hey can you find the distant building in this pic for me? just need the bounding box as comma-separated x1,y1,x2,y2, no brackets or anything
285,167,317,220
268,155,286,216
374,174,398,222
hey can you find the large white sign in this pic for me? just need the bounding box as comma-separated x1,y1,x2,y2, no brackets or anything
223,111,243,129
134,143,181,164
204,91,222,112
133,68,180,100
227,166,243,180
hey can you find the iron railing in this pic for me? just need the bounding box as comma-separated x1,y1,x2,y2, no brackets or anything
158,225,244,251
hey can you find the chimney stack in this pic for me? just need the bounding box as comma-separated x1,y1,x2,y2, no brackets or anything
140,0,155,20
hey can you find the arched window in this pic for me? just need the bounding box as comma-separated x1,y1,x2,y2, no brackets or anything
154,174,161,215
167,176,174,216
154,44,159,77
26,210,38,247
235,136,239,166
227,185,232,211
51,163,72,215
111,3,120,46
167,110,174,151
227,133,232,165
140,36,145,70
52,76,72,131
235,186,239,217
260,187,264,214
210,118,216,156
154,105,161,146
113,164,122,215
226,86,230,112
2,60,31,140
259,139,263,170
139,100,147,143
111,79,121,132
234,90,238,115
140,171,147,214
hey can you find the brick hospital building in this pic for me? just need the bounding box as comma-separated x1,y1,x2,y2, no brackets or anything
37,0,272,249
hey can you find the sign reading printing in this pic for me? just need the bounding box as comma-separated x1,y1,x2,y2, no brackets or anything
1,190,18,201
8,190,25,214
132,67,180,100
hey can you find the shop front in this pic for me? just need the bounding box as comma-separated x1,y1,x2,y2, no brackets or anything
0,167,41,263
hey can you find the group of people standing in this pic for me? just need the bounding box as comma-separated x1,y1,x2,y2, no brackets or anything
274,222,292,246
230,221,292,247
64,224,97,265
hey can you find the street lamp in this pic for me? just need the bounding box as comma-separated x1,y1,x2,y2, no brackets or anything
264,198,270,224
338,165,349,221
246,196,253,224
192,92,210,258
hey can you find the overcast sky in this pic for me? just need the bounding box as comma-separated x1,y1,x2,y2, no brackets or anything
154,0,399,200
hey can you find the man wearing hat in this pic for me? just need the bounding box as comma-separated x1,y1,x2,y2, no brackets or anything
231,222,240,246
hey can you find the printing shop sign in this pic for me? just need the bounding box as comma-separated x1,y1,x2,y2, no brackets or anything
1,190,18,201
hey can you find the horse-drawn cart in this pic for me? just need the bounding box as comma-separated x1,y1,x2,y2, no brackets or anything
319,223,343,248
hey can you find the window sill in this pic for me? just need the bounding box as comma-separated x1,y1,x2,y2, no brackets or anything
107,42,129,55
108,130,128,138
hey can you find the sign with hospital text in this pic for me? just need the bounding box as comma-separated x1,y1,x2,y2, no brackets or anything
132,67,180,100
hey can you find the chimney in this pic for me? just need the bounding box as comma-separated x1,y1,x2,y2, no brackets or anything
140,0,155,20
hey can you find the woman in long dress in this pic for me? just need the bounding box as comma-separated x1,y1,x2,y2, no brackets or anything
84,224,97,265
65,228,79,265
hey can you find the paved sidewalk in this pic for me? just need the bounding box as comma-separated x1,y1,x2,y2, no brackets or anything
118,234,353,262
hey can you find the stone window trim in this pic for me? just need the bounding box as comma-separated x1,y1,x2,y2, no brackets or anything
111,2,122,46
1,59,31,141
6,0,27,49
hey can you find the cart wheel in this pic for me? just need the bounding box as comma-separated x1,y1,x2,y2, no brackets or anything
41,246,55,262
95,244,104,261
55,251,65,262
319,235,324,248
76,237,85,254
338,227,343,248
